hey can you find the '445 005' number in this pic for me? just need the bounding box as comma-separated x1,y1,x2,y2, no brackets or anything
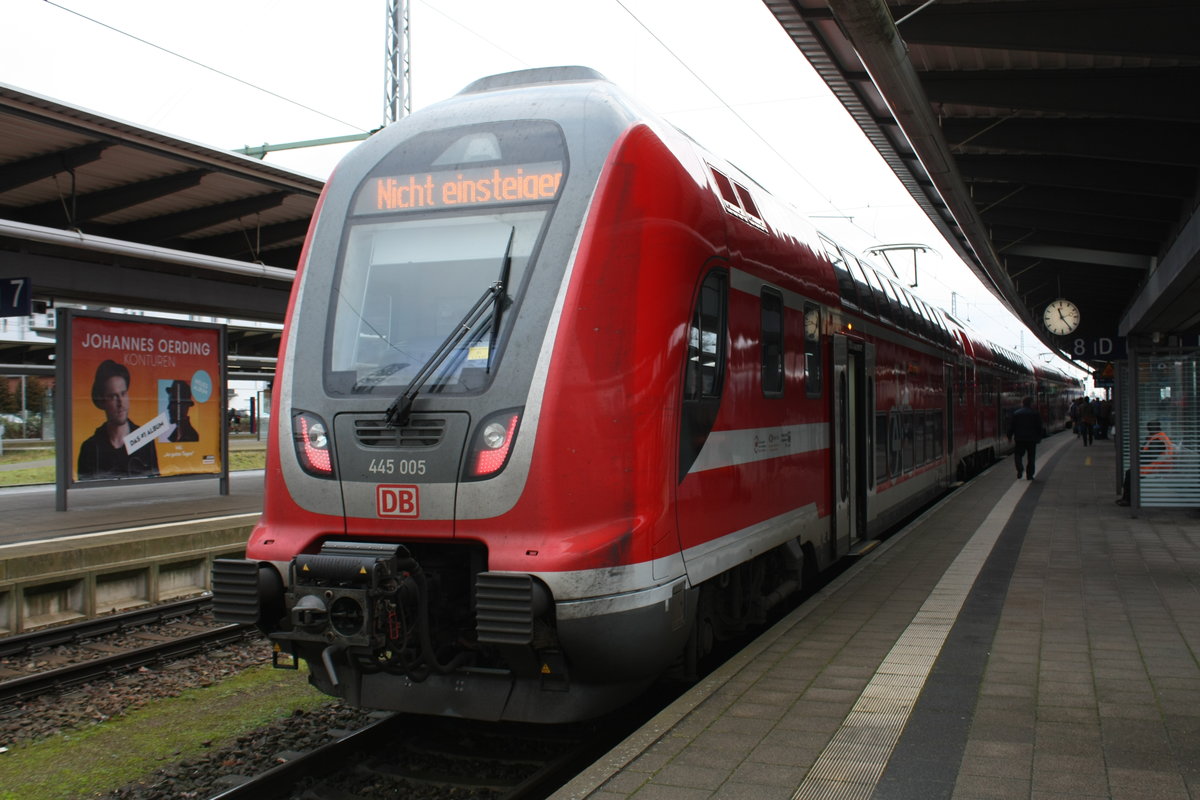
368,458,426,476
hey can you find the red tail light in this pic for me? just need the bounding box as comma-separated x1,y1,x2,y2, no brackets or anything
292,410,335,478
467,409,521,479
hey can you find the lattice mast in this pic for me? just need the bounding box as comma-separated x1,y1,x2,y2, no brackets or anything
384,0,412,124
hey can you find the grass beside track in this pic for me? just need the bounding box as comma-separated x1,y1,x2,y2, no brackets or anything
0,446,266,486
0,664,329,800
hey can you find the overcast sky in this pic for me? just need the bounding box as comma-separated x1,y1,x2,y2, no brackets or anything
0,0,1082,375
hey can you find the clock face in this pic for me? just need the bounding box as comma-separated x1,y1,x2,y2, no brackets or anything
1043,299,1080,335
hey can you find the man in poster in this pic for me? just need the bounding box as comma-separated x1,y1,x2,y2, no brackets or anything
76,359,161,480
164,379,200,442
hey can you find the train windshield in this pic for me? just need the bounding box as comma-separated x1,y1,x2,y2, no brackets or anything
328,211,545,394
325,120,567,396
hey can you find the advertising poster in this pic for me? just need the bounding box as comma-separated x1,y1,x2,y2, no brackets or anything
69,313,224,483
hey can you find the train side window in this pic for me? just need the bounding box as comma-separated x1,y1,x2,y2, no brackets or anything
685,271,728,399
735,184,761,219
907,291,930,339
895,286,917,332
804,302,822,398
760,288,784,396
847,257,879,318
914,412,928,465
880,278,904,328
874,412,890,482
902,409,914,473
930,410,944,460
863,265,894,325
708,166,766,231
709,168,739,206
922,301,938,341
680,269,729,481
820,237,859,309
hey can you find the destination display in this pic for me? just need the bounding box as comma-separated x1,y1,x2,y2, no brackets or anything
356,162,563,214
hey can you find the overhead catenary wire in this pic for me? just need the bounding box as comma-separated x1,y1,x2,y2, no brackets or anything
41,0,370,134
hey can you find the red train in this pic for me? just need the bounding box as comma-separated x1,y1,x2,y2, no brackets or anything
213,67,1080,722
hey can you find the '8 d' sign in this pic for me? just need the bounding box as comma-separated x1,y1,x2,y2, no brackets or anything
376,485,420,518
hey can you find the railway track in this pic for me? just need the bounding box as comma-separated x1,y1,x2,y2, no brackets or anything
207,711,632,800
0,597,257,704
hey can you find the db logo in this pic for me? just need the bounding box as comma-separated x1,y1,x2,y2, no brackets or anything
376,484,419,518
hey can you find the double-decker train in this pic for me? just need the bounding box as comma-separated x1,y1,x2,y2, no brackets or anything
214,67,1080,723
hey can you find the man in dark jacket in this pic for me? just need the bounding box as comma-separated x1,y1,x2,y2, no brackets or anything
1007,396,1046,480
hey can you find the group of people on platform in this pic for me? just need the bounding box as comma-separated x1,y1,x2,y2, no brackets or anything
1005,394,1176,506
1068,395,1112,446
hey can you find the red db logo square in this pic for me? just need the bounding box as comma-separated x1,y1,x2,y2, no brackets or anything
376,484,419,518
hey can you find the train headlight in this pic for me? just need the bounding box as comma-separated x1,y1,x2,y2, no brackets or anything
482,421,509,449
467,408,522,479
292,409,336,478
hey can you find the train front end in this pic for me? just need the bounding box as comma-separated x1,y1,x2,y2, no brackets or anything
213,68,697,722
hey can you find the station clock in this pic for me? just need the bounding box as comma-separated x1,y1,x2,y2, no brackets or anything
1043,298,1080,336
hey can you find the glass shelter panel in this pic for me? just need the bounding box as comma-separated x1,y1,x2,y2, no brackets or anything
1134,351,1200,507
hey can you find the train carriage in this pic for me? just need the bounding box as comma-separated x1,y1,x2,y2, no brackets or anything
214,67,1080,723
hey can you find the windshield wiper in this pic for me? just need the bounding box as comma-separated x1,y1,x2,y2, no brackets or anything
385,228,517,427
385,282,501,427
488,228,515,373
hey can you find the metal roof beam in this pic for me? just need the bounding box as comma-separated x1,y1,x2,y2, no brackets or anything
106,191,291,243
13,169,210,228
922,67,1200,122
943,119,1200,168
958,154,1195,199
896,0,1200,60
163,218,311,260
1004,244,1156,270
0,142,110,192
0,217,295,282
991,226,1160,258
983,207,1167,243
970,184,1181,224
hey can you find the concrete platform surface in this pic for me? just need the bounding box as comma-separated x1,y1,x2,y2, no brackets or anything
553,433,1200,800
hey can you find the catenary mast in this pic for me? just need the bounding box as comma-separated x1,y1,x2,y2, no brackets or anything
384,0,412,124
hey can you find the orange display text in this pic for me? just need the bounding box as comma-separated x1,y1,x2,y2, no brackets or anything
370,165,563,212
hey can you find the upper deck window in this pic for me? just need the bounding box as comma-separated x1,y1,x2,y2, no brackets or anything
820,237,859,309
846,256,879,318
862,264,896,326
708,166,766,231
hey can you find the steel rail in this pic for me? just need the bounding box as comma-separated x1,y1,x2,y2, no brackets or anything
207,712,406,800
0,596,214,659
0,622,256,704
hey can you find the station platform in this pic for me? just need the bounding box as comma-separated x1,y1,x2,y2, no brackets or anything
553,433,1200,800
0,454,264,632
0,445,264,547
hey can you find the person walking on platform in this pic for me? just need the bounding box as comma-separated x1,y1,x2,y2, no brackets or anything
1078,396,1096,446
1007,395,1046,480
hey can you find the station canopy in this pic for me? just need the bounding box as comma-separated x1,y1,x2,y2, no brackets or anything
765,0,1200,368
0,83,322,378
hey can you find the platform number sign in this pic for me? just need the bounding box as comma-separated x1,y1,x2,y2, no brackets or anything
0,278,32,317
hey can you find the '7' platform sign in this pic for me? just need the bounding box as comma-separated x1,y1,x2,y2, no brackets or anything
1,278,31,317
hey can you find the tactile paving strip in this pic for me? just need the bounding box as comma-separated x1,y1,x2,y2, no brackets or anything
790,479,1031,800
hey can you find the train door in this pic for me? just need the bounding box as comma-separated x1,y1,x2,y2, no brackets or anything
832,336,869,557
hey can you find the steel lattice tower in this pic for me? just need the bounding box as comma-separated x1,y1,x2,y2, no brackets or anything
384,0,411,124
